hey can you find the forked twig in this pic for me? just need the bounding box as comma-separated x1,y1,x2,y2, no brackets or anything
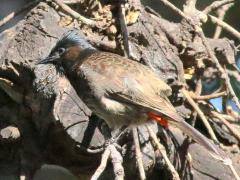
212,3,233,39
91,144,124,180
91,147,111,180
182,89,218,142
132,127,146,180
109,145,124,180
146,125,180,180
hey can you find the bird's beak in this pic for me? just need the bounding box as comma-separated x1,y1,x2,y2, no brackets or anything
36,55,59,65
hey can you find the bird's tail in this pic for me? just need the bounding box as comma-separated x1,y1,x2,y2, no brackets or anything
171,119,221,157
147,112,221,158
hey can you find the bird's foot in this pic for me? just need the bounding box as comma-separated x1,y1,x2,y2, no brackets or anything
104,126,128,149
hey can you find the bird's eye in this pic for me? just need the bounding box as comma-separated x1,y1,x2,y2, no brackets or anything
58,48,65,55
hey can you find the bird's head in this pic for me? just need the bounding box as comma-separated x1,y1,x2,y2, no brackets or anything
37,30,95,68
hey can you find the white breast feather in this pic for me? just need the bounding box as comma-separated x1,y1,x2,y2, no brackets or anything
101,97,126,114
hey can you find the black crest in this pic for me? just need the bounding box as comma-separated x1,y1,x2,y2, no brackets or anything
53,30,95,51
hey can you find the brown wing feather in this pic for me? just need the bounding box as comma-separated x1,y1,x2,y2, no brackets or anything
83,52,220,156
84,52,190,124
84,52,172,96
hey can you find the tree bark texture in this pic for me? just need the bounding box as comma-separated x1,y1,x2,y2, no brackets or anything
0,1,239,180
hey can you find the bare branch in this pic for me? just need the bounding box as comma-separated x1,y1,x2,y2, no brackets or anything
213,3,234,39
158,0,190,20
203,0,235,14
209,15,240,41
0,77,23,104
76,144,104,154
223,159,240,180
227,69,240,81
52,0,96,26
146,125,180,180
181,89,218,142
196,29,240,110
191,91,227,100
109,145,125,180
91,147,111,180
118,1,130,57
132,127,146,180
226,106,240,121
62,0,81,4
211,111,240,142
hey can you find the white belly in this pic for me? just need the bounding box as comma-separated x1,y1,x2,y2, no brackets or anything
89,96,148,129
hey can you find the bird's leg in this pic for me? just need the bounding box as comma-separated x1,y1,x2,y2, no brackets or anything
103,125,128,147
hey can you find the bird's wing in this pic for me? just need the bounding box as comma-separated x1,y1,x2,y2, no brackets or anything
107,76,182,123
83,51,179,122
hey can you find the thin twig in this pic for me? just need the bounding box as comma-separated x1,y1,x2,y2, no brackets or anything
226,106,240,121
227,69,240,81
132,127,146,180
159,0,240,133
213,3,234,39
197,30,240,110
152,2,240,178
64,120,87,131
62,0,82,4
118,1,130,57
109,145,125,180
63,90,90,117
0,0,40,27
0,77,23,104
223,159,240,180
181,89,218,142
91,147,111,180
76,144,104,154
221,114,238,122
192,91,227,100
203,0,235,14
181,78,201,178
209,15,240,41
158,0,189,20
52,0,96,26
192,78,203,126
211,111,240,142
228,163,240,180
146,125,180,180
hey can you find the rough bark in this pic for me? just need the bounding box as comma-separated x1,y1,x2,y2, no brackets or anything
0,1,239,180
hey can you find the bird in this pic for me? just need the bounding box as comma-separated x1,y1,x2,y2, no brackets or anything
37,30,220,157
